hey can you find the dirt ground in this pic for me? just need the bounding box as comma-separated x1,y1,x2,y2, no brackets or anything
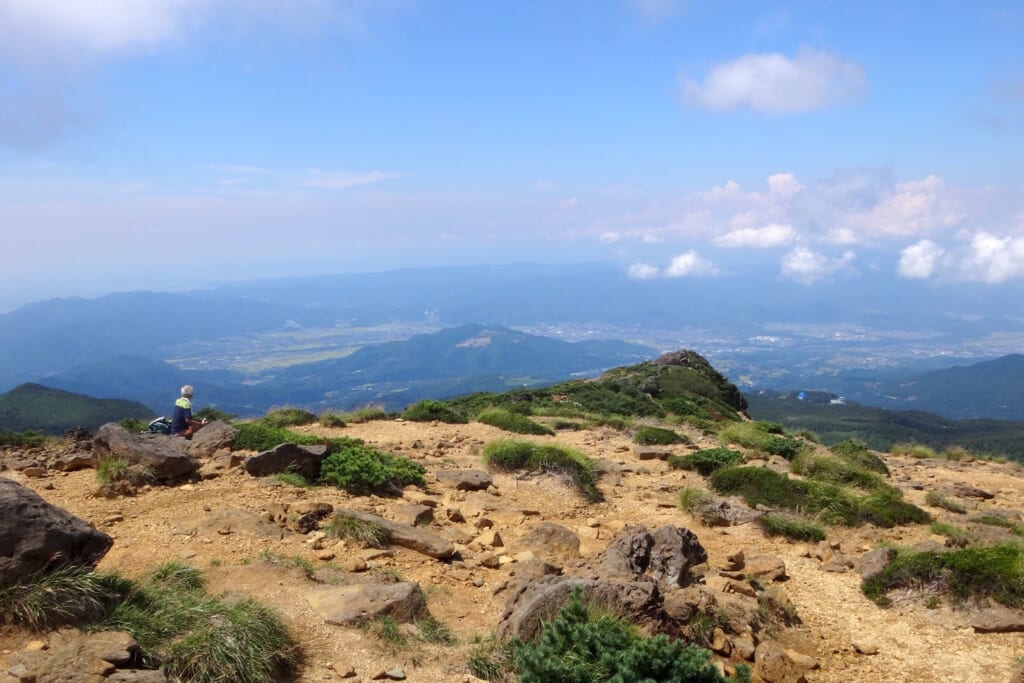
4,419,1024,682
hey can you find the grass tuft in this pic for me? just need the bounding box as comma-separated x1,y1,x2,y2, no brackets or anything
417,615,457,645
95,456,156,487
261,407,318,428
668,447,744,476
0,565,128,629
633,425,689,446
483,439,603,502
678,486,714,513
476,407,554,435
759,514,827,542
925,490,967,514
891,443,939,459
718,422,806,459
324,512,391,548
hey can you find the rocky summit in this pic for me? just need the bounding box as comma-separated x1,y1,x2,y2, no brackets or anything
3,415,1024,682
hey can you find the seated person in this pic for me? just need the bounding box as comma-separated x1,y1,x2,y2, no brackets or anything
170,385,206,439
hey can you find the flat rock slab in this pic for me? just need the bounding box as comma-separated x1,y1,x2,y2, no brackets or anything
94,424,199,481
335,508,456,559
435,469,492,491
306,582,426,626
973,606,1024,633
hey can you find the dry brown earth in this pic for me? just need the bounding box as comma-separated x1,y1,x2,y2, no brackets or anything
4,419,1024,682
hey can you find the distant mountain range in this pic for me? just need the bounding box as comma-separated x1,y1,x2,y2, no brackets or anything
34,324,657,417
0,384,152,435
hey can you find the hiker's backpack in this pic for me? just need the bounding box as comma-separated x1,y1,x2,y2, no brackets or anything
148,417,172,434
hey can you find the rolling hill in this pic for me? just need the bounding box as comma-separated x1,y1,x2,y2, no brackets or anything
0,384,154,435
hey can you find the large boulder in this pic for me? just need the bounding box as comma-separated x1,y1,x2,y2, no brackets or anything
519,522,581,564
306,582,427,626
243,443,328,479
435,469,493,491
187,420,238,458
0,477,113,588
93,424,199,481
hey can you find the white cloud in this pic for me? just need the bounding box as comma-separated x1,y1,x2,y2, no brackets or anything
682,48,867,114
600,231,621,244
664,251,719,277
781,247,855,284
716,223,795,248
768,173,803,196
300,169,401,190
959,232,1024,283
898,239,946,279
859,175,962,237
627,263,660,279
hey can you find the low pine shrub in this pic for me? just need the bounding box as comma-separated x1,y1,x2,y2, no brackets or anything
760,514,827,542
319,438,425,494
231,422,323,451
862,544,1024,608
829,440,890,475
514,588,748,683
261,407,318,428
634,425,689,446
402,400,467,423
483,439,602,502
669,447,744,476
476,407,553,435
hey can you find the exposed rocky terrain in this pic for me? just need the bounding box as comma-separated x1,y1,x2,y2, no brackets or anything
4,417,1024,682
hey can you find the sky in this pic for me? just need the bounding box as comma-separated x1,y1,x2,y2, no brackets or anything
1,0,1023,310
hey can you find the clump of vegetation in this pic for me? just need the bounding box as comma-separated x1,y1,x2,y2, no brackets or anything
342,405,390,423
230,421,323,451
718,422,806,459
940,445,970,461
930,522,971,547
972,515,1024,536
95,456,156,488
324,511,390,548
891,443,939,459
925,490,967,514
829,439,890,475
634,425,689,446
789,452,888,491
513,588,749,683
760,514,827,542
669,447,744,476
678,486,714,514
273,471,313,488
467,635,519,682
476,407,554,435
261,407,318,428
318,412,347,428
863,544,1024,608
417,614,456,645
484,439,602,502
1,562,296,683
118,417,149,432
402,399,468,423
366,615,406,650
710,466,929,528
193,407,236,423
0,430,47,448
590,415,632,430
319,438,426,494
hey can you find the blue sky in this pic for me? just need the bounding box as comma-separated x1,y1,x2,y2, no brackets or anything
1,0,1022,309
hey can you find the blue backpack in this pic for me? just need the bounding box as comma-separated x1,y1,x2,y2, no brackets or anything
148,417,172,434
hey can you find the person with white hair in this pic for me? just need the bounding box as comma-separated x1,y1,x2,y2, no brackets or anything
170,384,206,439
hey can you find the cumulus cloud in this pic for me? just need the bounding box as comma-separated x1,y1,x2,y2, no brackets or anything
627,263,660,279
664,251,719,277
781,247,855,284
681,48,867,114
898,239,946,279
959,232,1024,283
716,223,795,248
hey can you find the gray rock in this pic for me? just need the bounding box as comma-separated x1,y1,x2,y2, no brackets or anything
520,522,581,563
306,582,427,626
972,605,1024,633
106,671,169,682
952,482,995,499
0,477,113,589
187,420,238,458
243,442,328,479
93,424,199,481
334,508,456,559
392,503,434,527
435,469,492,491
51,451,97,471
856,548,896,581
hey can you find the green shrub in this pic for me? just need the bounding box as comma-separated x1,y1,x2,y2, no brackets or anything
97,562,296,682
231,422,323,451
193,407,236,422
261,407,318,428
829,440,890,475
514,588,747,683
0,430,46,448
483,439,602,502
661,397,712,420
318,412,347,428
324,512,390,548
760,514,827,542
669,447,744,476
118,417,149,432
856,488,931,527
590,415,632,430
319,438,425,494
891,443,938,459
789,452,887,491
862,544,1024,607
341,405,390,423
95,456,155,487
634,425,689,446
925,490,967,514
718,422,806,459
402,400,467,423
476,407,553,435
